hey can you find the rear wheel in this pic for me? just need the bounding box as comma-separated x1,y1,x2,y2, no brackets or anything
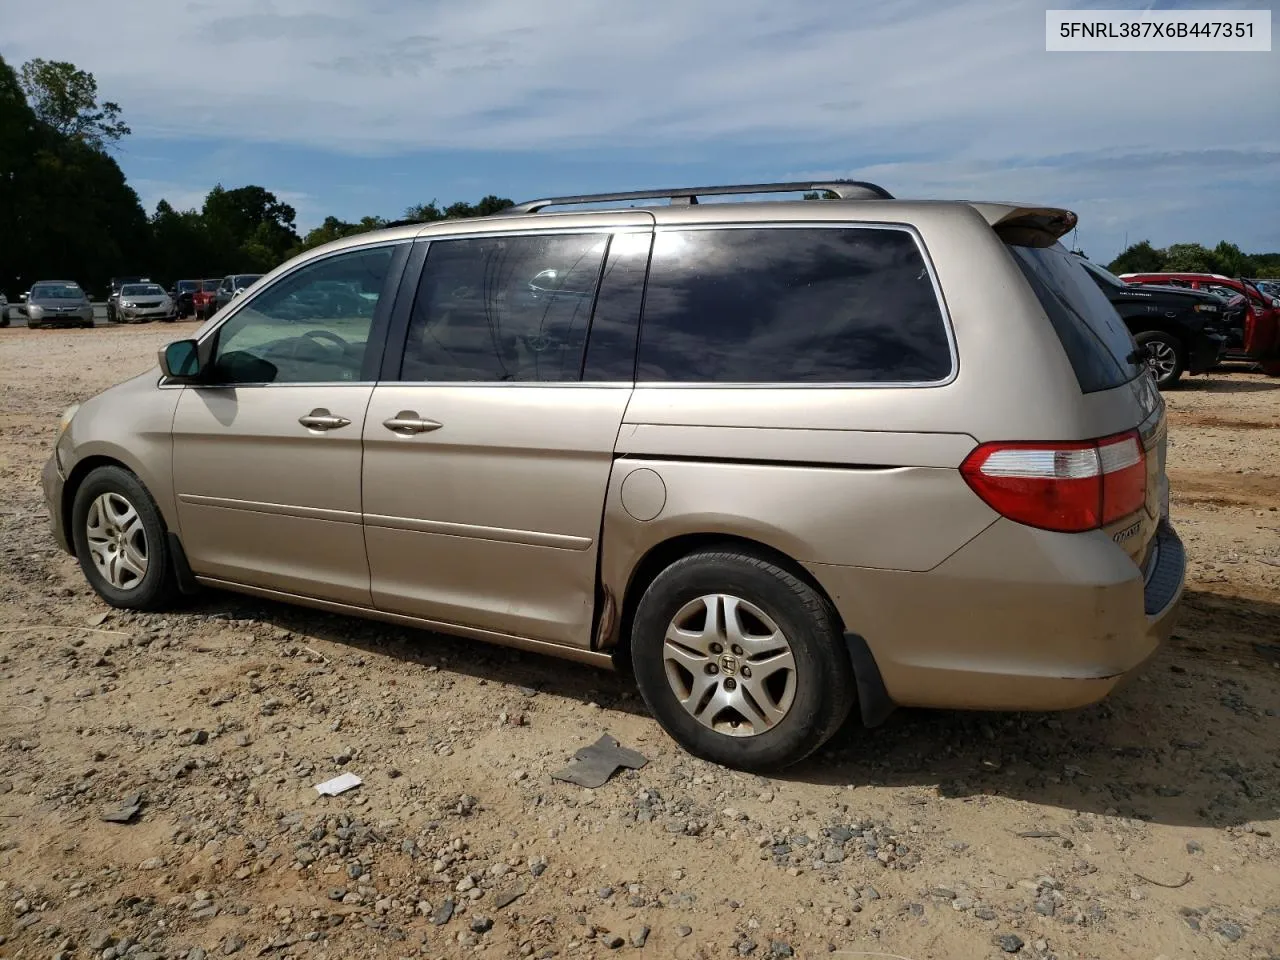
630,549,856,772
1135,330,1183,388
71,466,180,611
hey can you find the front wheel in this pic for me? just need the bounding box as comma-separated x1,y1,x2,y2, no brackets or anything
1135,330,1184,388
630,549,856,772
71,466,179,611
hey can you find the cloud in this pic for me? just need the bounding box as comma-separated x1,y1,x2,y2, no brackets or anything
1,0,1276,251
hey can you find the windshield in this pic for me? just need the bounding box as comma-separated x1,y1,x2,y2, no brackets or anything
121,284,165,297
201,279,220,291
1009,243,1141,393
31,283,84,300
1078,258,1127,287
234,275,262,288
177,280,199,291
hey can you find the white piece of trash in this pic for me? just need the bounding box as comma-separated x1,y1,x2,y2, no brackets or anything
314,773,362,796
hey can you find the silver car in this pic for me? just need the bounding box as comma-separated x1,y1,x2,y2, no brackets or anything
25,281,94,329
0,291,9,327
116,283,177,323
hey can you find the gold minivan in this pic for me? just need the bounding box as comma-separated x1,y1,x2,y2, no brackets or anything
43,181,1186,771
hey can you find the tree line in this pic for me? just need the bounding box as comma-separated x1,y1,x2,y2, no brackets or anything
2,55,1275,300
1106,240,1279,278
0,55,511,299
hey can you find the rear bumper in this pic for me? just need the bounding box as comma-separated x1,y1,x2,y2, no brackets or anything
1188,332,1227,375
807,518,1186,713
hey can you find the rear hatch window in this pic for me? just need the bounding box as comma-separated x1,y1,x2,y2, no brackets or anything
1009,244,1142,393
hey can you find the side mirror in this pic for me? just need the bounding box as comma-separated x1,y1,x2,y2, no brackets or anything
20,292,29,301
159,339,201,380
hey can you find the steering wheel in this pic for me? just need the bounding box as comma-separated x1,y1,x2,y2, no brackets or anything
300,329,349,351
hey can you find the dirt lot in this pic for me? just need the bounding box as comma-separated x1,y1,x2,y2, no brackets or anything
1,324,1278,960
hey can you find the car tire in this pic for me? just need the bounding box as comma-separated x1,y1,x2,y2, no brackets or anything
630,549,856,773
27,319,42,329
71,465,180,612
0,312,9,328
1135,330,1184,388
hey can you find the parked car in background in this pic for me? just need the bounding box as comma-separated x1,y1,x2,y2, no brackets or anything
171,280,201,319
107,276,151,324
25,281,94,328
115,283,177,323
43,180,1185,772
1077,259,1226,387
215,274,263,312
0,292,8,327
1119,272,1280,375
1247,278,1280,298
192,279,221,320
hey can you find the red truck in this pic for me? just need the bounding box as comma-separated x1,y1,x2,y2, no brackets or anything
191,279,221,320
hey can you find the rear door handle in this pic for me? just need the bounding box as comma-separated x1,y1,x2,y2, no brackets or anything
299,408,352,431
382,410,442,435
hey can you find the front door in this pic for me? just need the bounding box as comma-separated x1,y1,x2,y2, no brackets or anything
172,242,405,605
361,226,651,647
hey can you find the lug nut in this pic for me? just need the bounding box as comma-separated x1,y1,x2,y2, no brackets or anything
731,644,744,656
705,664,718,674
740,666,752,678
724,678,737,691
710,643,723,654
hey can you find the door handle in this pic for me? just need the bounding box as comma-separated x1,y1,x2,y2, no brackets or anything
298,408,352,431
382,410,442,435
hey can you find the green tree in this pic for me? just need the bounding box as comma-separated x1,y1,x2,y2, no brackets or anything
1162,242,1218,273
18,58,130,150
203,184,300,270
1107,241,1165,275
404,195,512,222
0,54,148,297
1211,241,1257,278
294,214,389,254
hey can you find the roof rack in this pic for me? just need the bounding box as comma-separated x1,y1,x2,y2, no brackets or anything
503,180,893,214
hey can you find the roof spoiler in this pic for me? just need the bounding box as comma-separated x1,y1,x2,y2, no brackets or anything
973,205,1078,248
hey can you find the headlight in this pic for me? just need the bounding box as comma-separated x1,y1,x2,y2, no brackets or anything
122,301,136,308
57,403,80,439
1193,304,1218,313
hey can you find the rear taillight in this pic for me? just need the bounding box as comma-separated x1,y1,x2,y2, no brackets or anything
960,430,1147,533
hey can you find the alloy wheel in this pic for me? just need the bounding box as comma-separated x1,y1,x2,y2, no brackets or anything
662,594,798,737
1147,340,1178,383
85,492,149,590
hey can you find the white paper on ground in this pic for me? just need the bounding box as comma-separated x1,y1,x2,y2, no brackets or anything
314,773,362,796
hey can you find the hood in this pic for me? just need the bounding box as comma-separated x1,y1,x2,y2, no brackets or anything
30,294,89,306
1108,283,1220,306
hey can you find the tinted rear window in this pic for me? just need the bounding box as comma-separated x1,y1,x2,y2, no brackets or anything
1010,245,1140,393
637,227,952,384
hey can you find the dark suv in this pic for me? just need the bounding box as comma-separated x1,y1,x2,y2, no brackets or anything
171,280,201,319
1077,258,1225,387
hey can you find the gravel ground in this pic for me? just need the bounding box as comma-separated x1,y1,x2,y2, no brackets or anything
1,324,1278,960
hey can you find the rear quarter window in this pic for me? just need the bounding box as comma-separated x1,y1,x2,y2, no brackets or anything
1010,245,1141,393
636,226,953,384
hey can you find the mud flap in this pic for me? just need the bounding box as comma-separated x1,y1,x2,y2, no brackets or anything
167,532,201,595
843,632,895,728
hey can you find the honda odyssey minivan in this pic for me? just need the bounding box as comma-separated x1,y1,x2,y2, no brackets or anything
43,181,1186,771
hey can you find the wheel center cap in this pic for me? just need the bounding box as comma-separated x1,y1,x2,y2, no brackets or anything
718,654,738,675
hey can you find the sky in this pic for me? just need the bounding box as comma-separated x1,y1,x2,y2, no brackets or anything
2,0,1276,260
